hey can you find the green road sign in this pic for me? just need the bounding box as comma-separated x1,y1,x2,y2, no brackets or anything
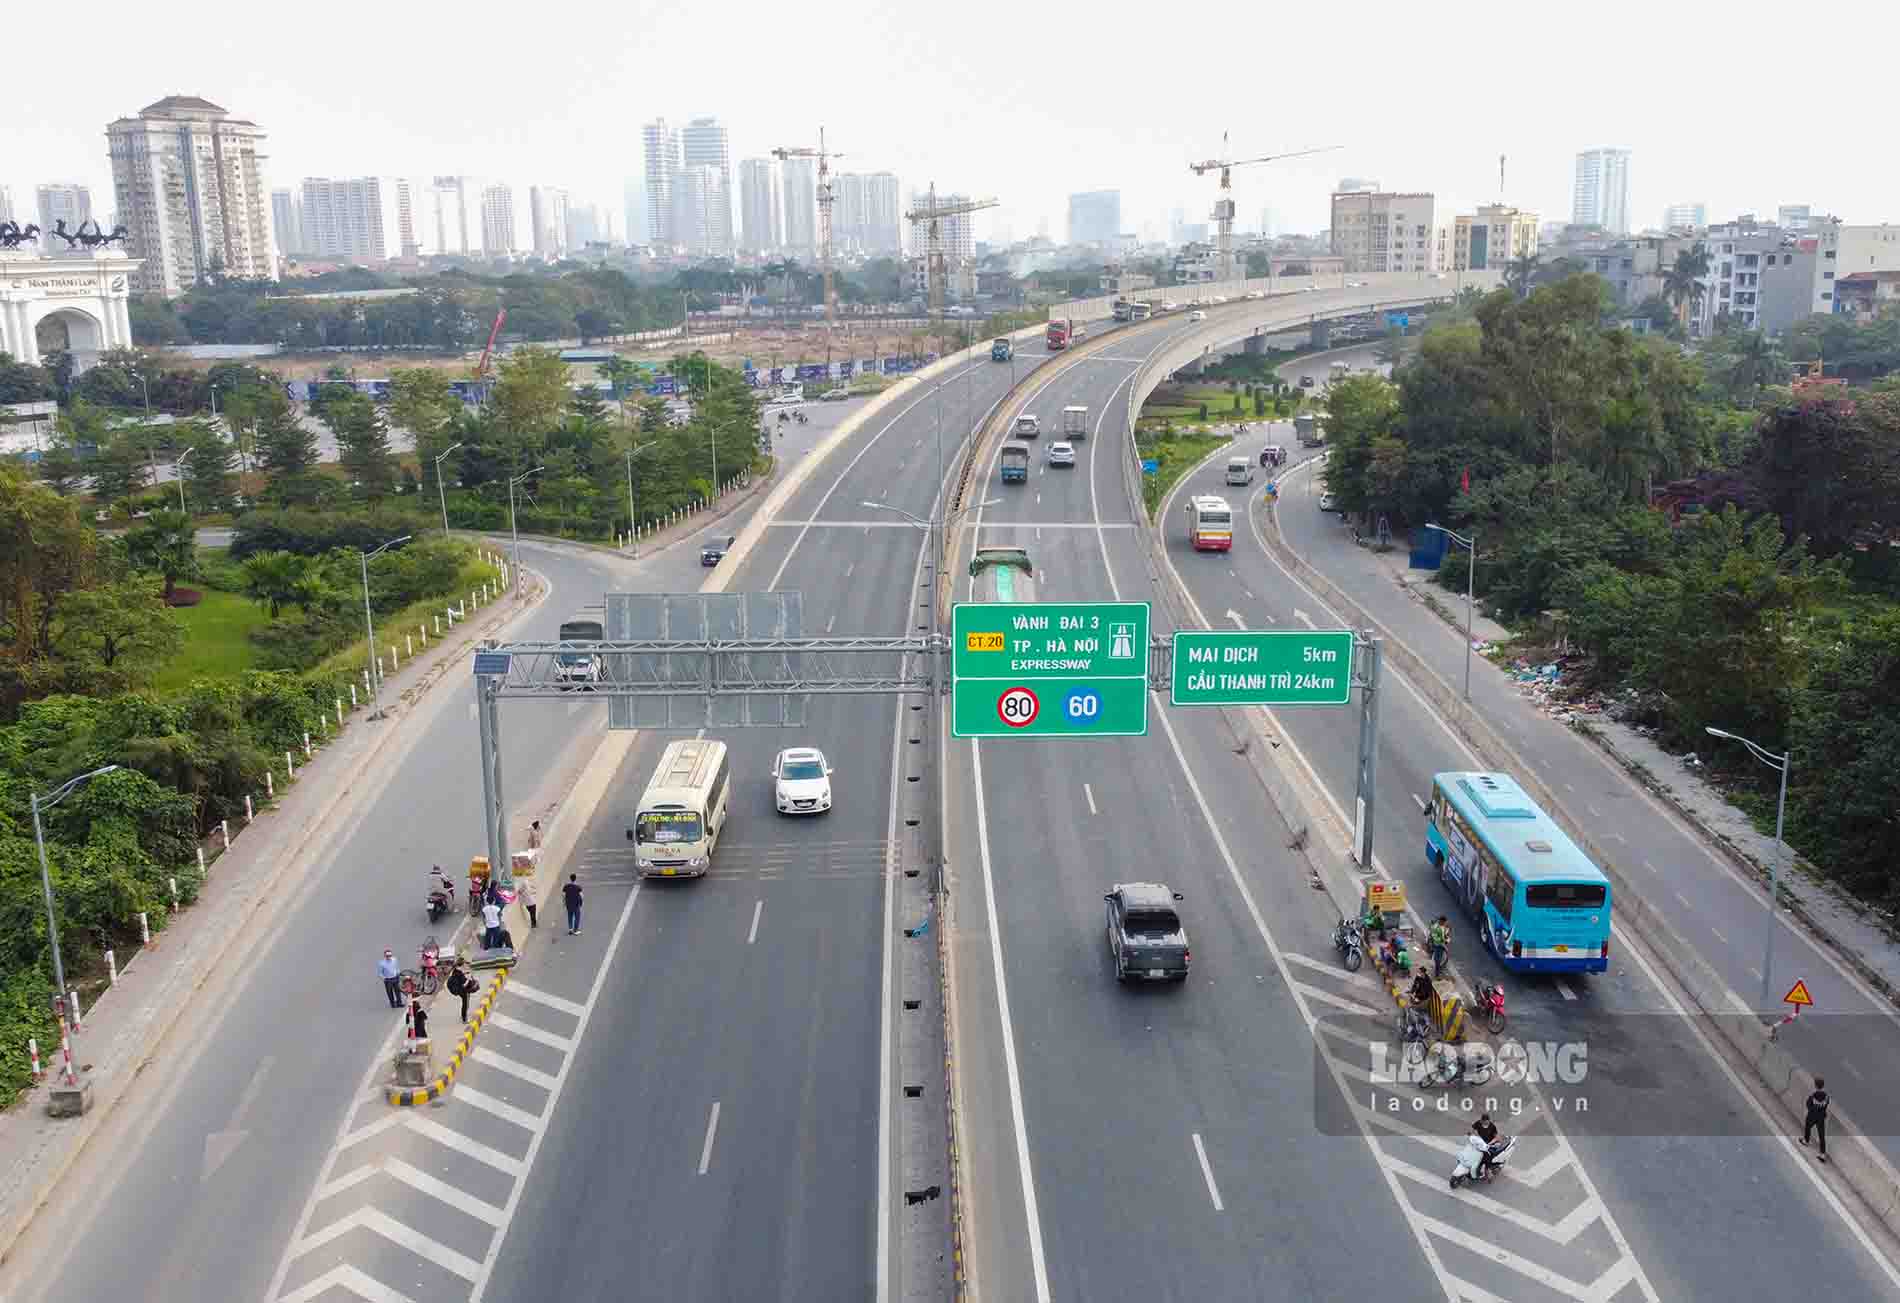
1170,629,1355,705
952,601,1150,737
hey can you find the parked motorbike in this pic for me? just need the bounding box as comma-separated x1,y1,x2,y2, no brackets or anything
1450,1133,1516,1190
1419,1041,1493,1089
1331,914,1364,972
1473,979,1507,1034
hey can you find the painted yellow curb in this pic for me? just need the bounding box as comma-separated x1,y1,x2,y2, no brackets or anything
388,967,510,1106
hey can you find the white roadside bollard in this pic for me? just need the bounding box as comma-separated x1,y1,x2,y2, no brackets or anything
265,770,274,799
68,988,82,1033
335,698,343,725
407,635,413,658
350,683,358,708
220,820,229,849
286,749,294,777
245,794,254,823
303,731,311,758
197,846,206,876
28,1038,40,1080
106,950,117,985
170,877,179,912
139,912,150,944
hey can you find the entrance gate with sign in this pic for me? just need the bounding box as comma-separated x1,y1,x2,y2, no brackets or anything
0,248,141,369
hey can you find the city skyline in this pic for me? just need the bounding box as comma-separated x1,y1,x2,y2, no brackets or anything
4,6,1894,257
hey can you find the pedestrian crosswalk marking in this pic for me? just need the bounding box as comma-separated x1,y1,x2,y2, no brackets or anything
471,1045,559,1091
1288,979,1386,1019
486,1011,574,1052
277,1262,417,1303
334,1113,400,1154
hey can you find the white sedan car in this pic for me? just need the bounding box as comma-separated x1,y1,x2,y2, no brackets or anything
772,747,834,815
1188,309,1206,322
1046,441,1076,467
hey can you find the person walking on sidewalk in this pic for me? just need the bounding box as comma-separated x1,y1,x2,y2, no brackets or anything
520,876,538,929
1428,916,1452,979
379,948,403,1007
482,897,503,951
527,819,543,850
1801,1078,1830,1162
446,962,478,1022
563,873,583,935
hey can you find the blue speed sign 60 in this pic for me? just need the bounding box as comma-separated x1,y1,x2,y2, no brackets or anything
1062,687,1102,725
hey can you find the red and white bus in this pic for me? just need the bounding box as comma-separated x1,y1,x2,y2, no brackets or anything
1186,495,1233,551
1045,318,1072,350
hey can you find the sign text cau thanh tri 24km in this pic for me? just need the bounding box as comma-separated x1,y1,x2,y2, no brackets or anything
951,601,1150,737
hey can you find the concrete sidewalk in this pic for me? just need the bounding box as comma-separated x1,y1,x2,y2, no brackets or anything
0,565,544,1265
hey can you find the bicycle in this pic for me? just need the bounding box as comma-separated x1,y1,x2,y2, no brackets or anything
1399,1005,1433,1064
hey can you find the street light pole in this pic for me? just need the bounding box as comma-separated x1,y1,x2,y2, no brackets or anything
626,440,656,558
433,441,464,537
174,447,192,514
359,535,411,721
1705,726,1791,1012
507,467,544,597
33,765,119,1034
1426,522,1476,701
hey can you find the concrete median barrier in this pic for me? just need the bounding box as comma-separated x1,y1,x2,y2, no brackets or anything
388,967,509,1107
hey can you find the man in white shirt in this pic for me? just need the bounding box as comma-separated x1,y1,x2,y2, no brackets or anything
482,899,503,951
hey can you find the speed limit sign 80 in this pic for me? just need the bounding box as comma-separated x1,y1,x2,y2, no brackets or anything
996,686,1040,728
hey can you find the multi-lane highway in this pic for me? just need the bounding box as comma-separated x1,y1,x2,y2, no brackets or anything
945,302,1900,1301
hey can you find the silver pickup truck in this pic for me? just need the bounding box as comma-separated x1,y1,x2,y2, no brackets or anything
1105,882,1191,983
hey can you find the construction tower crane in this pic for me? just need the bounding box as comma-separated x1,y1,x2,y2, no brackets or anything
1188,136,1341,280
772,129,845,329
903,184,999,323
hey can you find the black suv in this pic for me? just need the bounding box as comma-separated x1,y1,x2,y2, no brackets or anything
701,535,735,566
1105,882,1191,982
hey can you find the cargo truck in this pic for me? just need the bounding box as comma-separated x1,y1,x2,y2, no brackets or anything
1061,405,1089,440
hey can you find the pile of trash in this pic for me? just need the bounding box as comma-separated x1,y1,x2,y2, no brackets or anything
1502,656,1618,724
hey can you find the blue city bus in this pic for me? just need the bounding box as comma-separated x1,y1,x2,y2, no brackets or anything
1424,771,1611,974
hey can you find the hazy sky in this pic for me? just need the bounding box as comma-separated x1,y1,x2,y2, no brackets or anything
6,1,1894,247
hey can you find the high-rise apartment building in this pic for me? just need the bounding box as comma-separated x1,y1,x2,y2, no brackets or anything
1067,189,1121,246
833,173,866,254
623,177,647,247
1572,148,1631,234
480,183,516,254
782,158,817,256
679,117,732,257
106,95,276,295
1664,202,1706,231
36,184,94,241
566,202,599,251
431,176,479,255
392,178,436,257
1330,190,1439,273
270,189,302,255
739,158,782,252
864,172,901,255
1453,204,1540,271
669,166,727,260
530,185,569,260
300,177,405,260
642,119,680,249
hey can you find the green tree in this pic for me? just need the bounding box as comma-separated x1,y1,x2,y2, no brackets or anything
86,427,155,507
178,421,239,513
0,352,55,403
321,391,396,499
1504,254,1540,298
51,577,183,681
1745,394,1900,558
1663,246,1712,331
386,368,462,462
1788,607,1900,901
489,347,571,438
0,465,98,662
253,389,321,478
1375,325,1406,368
240,550,323,618
125,509,199,602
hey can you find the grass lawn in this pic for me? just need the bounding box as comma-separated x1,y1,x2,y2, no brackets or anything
1139,432,1229,519
152,588,268,692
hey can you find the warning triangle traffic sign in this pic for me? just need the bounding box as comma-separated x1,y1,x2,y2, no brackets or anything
1783,980,1814,1008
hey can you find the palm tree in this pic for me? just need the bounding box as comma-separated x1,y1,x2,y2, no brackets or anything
1663,247,1712,332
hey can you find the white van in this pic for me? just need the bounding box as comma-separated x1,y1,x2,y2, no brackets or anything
626,739,731,878
1225,457,1254,487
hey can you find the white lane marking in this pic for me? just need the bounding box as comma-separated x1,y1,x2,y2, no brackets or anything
1084,783,1098,815
1225,608,1247,629
1674,891,1692,910
1411,793,1426,813
382,1157,508,1226
334,1113,400,1154
467,882,644,1301
748,899,763,945
313,1163,376,1203
1710,927,1729,944
826,613,837,634
291,1206,483,1281
277,1264,416,1303
470,1045,559,1091
456,1083,544,1134
468,702,477,720
406,1114,525,1177
1294,609,1316,629
846,561,856,577
697,1101,722,1175
1191,1133,1225,1212
1554,978,1579,1001
486,1012,573,1052
506,981,585,1018
969,737,1054,1302
1035,492,1041,505
1841,1060,1864,1081
1746,966,1762,982
1642,859,1658,873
